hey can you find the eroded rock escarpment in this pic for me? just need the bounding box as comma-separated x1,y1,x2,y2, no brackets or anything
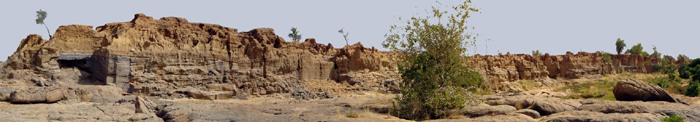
466,52,682,91
3,13,399,99
2,13,678,99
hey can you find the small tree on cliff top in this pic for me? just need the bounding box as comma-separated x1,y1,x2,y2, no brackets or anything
383,0,482,120
35,9,52,39
615,38,626,54
288,27,302,42
627,43,644,55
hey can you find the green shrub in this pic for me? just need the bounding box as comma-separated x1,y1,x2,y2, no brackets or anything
662,55,676,64
655,79,670,88
596,51,612,63
532,50,542,56
685,82,700,97
661,114,684,122
627,43,644,55
669,73,681,82
651,46,661,58
654,64,677,74
384,1,481,120
667,82,687,95
679,63,691,79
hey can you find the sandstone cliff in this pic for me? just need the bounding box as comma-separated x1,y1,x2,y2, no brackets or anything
467,51,677,91
3,14,398,99
2,14,677,97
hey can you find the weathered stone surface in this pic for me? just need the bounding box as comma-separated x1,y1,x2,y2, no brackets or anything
613,79,676,102
135,96,156,114
529,98,579,115
82,86,123,103
460,103,517,117
429,113,535,122
541,111,661,122
63,88,94,103
9,87,65,103
3,13,398,98
182,89,232,100
467,52,675,91
0,102,162,122
0,87,17,101
514,109,540,118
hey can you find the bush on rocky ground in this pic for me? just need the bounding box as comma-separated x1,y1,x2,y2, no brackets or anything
383,1,481,120
661,114,684,122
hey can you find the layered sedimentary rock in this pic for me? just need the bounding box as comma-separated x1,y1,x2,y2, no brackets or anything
3,14,396,98
3,13,677,98
467,52,673,90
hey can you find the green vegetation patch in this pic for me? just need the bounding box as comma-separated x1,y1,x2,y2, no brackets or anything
555,80,616,101
661,114,685,122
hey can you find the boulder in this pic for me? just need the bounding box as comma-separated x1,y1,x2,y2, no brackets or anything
613,79,676,102
0,87,17,101
206,84,235,91
579,100,652,113
185,89,232,100
542,111,661,122
10,87,65,103
63,88,94,103
529,98,579,115
514,109,540,118
460,103,517,117
135,96,157,114
82,86,123,103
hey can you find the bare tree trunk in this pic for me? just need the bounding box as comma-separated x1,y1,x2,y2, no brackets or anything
43,23,52,39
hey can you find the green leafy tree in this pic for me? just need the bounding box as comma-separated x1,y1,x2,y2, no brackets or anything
627,43,644,55
35,9,52,39
615,38,626,54
651,45,661,58
532,50,542,56
682,59,700,96
288,27,302,42
679,63,691,79
662,55,676,64
383,1,481,120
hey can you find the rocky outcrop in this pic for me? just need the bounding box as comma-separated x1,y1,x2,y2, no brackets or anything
3,14,397,99
460,103,517,117
480,94,700,121
0,13,679,99
9,86,65,103
467,52,676,91
613,79,676,102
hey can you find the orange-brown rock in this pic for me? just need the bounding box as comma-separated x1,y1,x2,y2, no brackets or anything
468,51,676,91
2,13,677,98
3,14,397,98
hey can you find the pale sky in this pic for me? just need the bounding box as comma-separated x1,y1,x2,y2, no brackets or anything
1,0,698,60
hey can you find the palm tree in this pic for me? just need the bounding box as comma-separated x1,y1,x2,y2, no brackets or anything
288,27,302,42
35,9,52,39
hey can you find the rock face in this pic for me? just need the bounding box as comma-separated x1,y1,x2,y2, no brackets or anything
0,13,682,99
467,52,679,91
3,14,398,99
9,87,65,103
613,79,676,102
460,103,517,117
480,95,700,122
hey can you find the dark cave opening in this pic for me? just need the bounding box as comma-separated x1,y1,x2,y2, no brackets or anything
57,59,102,85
